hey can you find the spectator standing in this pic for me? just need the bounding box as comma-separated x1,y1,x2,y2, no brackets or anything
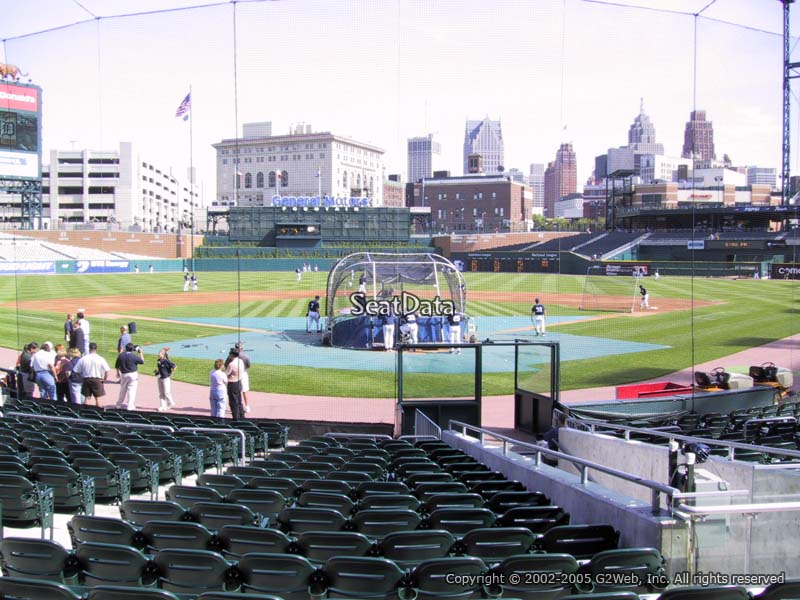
67,348,84,404
64,314,73,345
225,348,245,420
115,343,145,410
16,342,38,400
209,359,228,418
73,342,111,407
54,344,72,403
30,341,57,400
117,325,132,354
69,320,85,354
226,342,251,414
156,347,177,411
76,311,90,356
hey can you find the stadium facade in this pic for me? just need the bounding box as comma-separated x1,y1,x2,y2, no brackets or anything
212,123,385,209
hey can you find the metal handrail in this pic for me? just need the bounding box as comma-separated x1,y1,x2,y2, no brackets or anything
676,501,800,516
448,419,679,514
413,409,442,440
323,432,393,441
7,411,174,432
178,427,247,464
560,413,800,461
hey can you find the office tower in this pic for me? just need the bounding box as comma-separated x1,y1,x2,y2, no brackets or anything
463,117,504,174
407,134,440,183
681,110,716,162
543,143,577,217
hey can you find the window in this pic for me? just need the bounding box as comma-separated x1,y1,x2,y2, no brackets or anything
356,174,361,189
281,170,288,187
234,174,241,189
244,173,252,188
319,153,325,158
268,171,276,187
256,172,264,188
343,171,348,188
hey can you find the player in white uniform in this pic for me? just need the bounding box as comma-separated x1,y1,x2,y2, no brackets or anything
448,312,463,353
307,295,321,334
532,298,546,336
639,285,650,309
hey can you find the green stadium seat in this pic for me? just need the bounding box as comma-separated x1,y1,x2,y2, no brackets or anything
217,525,292,559
295,531,373,565
75,541,155,587
323,556,406,599
379,530,456,569
238,552,317,600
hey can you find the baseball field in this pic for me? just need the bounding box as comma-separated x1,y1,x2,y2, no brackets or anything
0,268,796,399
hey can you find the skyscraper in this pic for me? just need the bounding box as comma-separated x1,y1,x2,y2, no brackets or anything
407,134,441,183
628,99,664,155
681,110,716,162
543,143,577,217
463,117,504,174
529,163,544,213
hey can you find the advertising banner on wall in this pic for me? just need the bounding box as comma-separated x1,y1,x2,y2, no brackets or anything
771,263,800,280
0,82,41,180
0,261,54,274
74,260,130,274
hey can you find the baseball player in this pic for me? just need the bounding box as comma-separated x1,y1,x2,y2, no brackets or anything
380,310,397,351
307,295,322,333
183,272,190,292
639,285,650,309
358,273,367,294
400,310,419,345
447,311,463,353
191,273,198,292
532,298,546,336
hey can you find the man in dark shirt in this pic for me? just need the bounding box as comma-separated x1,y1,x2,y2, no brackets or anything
307,295,321,333
114,343,144,410
69,320,85,354
64,314,73,344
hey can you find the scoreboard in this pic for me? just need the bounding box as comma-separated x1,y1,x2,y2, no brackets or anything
451,251,560,273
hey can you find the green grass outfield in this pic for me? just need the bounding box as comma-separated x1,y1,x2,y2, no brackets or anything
0,270,796,398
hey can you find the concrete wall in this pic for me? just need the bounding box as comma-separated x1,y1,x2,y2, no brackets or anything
558,428,800,578
442,430,689,576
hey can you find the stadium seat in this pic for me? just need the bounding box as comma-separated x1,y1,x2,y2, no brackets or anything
656,586,751,600
165,484,224,509
295,531,374,565
250,459,290,471
484,490,551,513
359,493,420,511
537,524,620,559
379,530,456,569
67,515,140,549
350,508,422,540
75,541,155,587
153,548,234,594
497,506,570,534
754,578,800,600
0,577,82,600
328,469,373,483
30,463,94,514
357,480,410,497
226,488,287,522
297,491,355,514
406,472,456,486
198,592,283,600
423,492,485,511
196,474,246,497
413,481,469,500
494,553,580,599
0,537,75,583
188,501,259,531
426,507,496,535
140,520,217,552
323,556,406,599
247,476,299,498
459,527,536,561
217,525,292,559
72,458,129,505
0,473,54,537
409,556,489,600
581,548,667,594
237,552,318,600
300,478,352,496
119,500,186,527
276,506,347,534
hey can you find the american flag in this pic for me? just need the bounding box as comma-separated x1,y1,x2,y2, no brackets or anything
175,93,191,121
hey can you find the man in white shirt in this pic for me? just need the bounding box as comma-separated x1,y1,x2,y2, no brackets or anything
73,342,111,407
77,310,91,355
30,341,57,400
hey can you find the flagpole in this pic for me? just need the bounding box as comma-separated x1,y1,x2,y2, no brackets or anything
188,84,195,273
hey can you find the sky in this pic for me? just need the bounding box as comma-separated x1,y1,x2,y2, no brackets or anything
1,0,797,203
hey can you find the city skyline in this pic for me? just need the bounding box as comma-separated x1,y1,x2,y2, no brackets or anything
0,0,794,202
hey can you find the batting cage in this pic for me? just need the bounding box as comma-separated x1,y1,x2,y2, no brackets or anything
324,252,468,349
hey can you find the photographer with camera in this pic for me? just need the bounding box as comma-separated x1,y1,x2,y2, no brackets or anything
114,342,144,410
156,347,177,412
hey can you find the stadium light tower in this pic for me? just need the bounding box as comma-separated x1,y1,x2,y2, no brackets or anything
781,0,800,205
